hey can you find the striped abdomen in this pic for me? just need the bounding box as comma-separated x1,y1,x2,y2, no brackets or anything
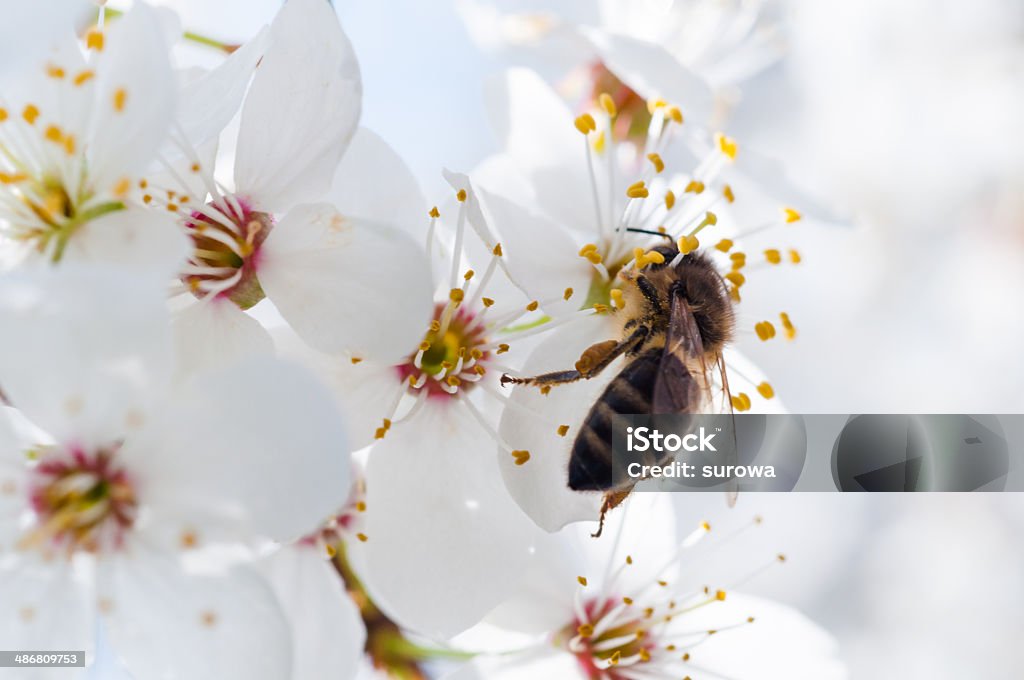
568,348,661,491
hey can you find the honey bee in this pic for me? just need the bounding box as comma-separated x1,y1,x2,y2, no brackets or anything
501,240,736,536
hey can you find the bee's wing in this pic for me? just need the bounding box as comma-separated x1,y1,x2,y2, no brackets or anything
652,289,708,414
655,289,739,505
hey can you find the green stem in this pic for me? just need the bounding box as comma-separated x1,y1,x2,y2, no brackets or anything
97,8,239,53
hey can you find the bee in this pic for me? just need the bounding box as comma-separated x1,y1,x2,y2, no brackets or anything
501,239,736,536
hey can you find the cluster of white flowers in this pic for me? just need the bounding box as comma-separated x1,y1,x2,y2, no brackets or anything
0,1,845,679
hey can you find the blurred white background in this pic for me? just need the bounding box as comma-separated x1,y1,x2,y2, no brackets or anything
106,1,1024,678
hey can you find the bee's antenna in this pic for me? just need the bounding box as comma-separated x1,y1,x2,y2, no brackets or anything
625,227,673,242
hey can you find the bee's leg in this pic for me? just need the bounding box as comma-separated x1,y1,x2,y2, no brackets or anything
500,326,649,388
592,488,633,538
635,275,663,315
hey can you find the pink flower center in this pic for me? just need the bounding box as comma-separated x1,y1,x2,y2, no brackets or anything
182,197,273,309
395,303,494,399
26,445,137,554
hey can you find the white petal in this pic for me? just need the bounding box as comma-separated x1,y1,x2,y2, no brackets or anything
0,1,92,80
354,402,540,638
326,127,428,242
0,556,94,678
579,27,713,125
484,69,596,235
474,185,592,317
497,316,621,532
665,593,847,680
445,647,584,680
0,267,172,449
171,298,275,379
102,545,292,680
273,327,403,452
124,357,350,547
258,544,366,680
234,0,361,212
258,203,433,363
87,3,176,192
0,406,33,547
61,207,190,277
176,27,270,148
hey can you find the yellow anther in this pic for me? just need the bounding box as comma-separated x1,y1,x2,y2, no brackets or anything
668,106,684,124
577,576,588,586
0,108,7,122
113,88,127,113
142,194,152,204
789,249,802,264
474,365,486,376
716,132,738,160
492,243,503,256
757,382,775,399
497,343,510,354
0,172,28,184
583,250,603,264
646,153,665,173
782,207,803,224
446,375,461,387
723,184,735,203
22,104,40,125
609,651,621,666
645,250,665,265
626,181,649,199
463,269,474,281
356,533,368,542
574,113,596,134
456,188,467,202
166,203,178,212
598,92,617,117
764,249,782,264
730,252,747,265
702,521,712,531
557,425,570,437
715,238,733,252
85,28,105,51
46,65,65,79
577,623,594,638
684,180,705,194
189,162,201,173
510,449,529,465
113,177,131,198
592,303,609,314
700,211,717,228
755,321,777,341
429,319,441,332
325,543,336,558
729,286,741,302
647,98,667,113
578,243,598,256
677,234,699,255
482,297,495,307
626,555,633,564
778,553,787,562
418,340,431,352
724,271,745,287
563,287,574,301
610,289,624,309
748,616,756,623
449,288,464,303
731,393,752,411
780,312,796,340
664,190,676,211
44,125,63,143
526,300,539,312
715,590,727,601
73,70,94,87
350,357,363,364
623,596,633,605
429,206,440,218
